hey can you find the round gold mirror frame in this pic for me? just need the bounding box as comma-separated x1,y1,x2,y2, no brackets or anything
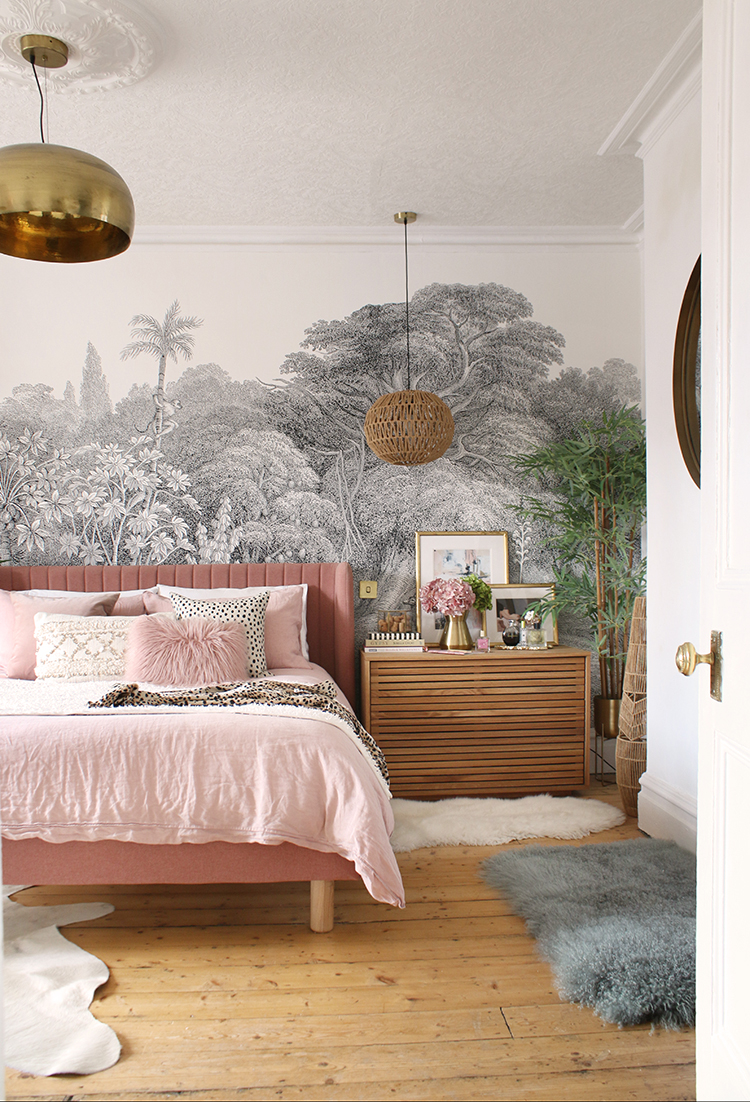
673,256,701,487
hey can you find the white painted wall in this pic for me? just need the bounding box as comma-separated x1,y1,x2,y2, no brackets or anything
639,87,702,848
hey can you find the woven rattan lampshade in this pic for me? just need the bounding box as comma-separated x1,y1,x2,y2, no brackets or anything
364,212,455,466
364,388,455,465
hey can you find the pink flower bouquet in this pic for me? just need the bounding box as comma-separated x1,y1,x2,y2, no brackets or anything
419,577,476,616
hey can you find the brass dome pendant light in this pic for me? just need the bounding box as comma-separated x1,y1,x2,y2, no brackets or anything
0,34,135,263
363,212,454,465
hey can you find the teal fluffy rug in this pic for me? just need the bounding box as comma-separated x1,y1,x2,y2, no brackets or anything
481,839,696,1028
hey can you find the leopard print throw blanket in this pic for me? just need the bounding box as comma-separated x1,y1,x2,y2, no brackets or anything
90,679,390,788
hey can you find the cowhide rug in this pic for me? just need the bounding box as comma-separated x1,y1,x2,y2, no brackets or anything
3,886,121,1076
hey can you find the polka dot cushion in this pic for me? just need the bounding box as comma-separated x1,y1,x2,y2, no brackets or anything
169,591,270,678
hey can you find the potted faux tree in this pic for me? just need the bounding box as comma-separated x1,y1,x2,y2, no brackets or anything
514,406,646,738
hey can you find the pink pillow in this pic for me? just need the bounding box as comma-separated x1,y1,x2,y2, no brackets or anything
143,587,311,669
263,586,311,669
143,591,173,615
111,590,152,616
4,591,119,680
125,616,249,686
157,583,310,659
0,590,14,676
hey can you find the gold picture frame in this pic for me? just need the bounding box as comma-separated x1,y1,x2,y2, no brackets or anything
415,530,509,644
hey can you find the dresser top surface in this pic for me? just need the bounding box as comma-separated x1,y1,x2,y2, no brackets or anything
361,645,590,663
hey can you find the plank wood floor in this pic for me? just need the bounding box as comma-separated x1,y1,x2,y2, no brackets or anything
4,783,695,1102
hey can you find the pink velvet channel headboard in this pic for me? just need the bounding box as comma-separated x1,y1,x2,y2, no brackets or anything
0,561,356,707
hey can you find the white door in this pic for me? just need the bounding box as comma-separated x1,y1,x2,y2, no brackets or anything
698,2,750,1097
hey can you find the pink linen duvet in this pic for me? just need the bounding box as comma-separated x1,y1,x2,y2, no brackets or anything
0,666,404,908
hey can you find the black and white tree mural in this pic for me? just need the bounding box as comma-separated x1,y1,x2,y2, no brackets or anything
0,281,640,641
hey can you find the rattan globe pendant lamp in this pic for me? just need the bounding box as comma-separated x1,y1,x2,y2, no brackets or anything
0,34,134,263
363,213,454,465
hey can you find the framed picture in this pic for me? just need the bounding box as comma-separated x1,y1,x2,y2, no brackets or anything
487,583,558,646
416,530,509,643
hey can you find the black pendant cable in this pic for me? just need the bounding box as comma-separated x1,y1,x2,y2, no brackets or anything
402,214,411,390
362,211,455,465
29,55,46,142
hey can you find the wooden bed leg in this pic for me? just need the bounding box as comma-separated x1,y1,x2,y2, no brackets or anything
310,879,334,932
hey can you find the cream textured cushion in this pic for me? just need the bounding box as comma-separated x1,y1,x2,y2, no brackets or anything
34,614,133,681
168,591,270,678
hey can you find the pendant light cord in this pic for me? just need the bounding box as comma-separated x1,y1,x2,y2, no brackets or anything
30,56,45,143
403,216,411,390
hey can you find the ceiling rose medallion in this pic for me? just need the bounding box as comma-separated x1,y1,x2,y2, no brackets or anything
0,0,163,90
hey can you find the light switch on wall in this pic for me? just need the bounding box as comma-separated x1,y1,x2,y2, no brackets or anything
359,580,378,599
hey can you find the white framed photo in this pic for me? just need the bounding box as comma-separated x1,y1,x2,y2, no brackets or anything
415,530,509,643
488,583,558,646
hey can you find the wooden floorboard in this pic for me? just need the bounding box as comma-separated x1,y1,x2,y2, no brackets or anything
4,782,696,1102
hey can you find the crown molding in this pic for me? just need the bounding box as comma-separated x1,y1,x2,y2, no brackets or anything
622,205,645,234
132,224,641,248
598,11,701,160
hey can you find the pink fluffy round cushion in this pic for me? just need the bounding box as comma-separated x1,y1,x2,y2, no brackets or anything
124,615,249,686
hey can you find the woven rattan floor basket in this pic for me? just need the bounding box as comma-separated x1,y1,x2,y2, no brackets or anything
615,736,647,817
616,595,647,816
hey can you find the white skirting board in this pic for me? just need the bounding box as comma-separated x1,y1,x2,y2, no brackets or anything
638,772,697,853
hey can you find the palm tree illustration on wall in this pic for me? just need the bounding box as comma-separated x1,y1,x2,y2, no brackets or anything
120,301,203,447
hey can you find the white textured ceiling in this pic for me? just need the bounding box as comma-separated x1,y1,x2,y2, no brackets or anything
0,0,701,228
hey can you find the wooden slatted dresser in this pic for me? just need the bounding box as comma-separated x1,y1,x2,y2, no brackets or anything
361,647,590,798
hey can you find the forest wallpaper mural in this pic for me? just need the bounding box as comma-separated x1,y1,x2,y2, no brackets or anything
0,281,640,649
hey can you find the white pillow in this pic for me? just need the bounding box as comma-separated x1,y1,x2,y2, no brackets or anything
157,583,309,659
26,587,120,601
34,613,133,681
168,591,270,678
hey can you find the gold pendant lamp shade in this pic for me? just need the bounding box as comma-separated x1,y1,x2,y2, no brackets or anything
363,212,454,466
0,35,134,263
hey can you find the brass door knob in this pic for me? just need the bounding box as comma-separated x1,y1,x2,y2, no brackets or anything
675,641,714,677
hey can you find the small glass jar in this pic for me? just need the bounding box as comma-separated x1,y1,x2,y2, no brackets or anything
502,621,521,647
377,609,412,633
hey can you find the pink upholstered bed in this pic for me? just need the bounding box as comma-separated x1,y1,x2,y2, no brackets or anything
0,562,403,930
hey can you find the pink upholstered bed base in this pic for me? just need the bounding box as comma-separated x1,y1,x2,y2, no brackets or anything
1,838,358,885
0,562,359,930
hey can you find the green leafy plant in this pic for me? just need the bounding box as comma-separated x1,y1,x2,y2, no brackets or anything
464,573,493,611
514,406,646,699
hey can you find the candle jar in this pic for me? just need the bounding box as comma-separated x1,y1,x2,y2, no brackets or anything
522,610,546,648
377,609,412,633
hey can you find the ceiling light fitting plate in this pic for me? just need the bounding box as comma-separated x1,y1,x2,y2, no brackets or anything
20,34,68,68
394,212,417,224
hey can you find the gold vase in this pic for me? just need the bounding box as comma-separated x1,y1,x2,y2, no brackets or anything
439,613,474,650
594,696,621,739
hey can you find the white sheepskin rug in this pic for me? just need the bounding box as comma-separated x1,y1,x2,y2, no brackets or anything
390,794,625,852
3,886,121,1076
